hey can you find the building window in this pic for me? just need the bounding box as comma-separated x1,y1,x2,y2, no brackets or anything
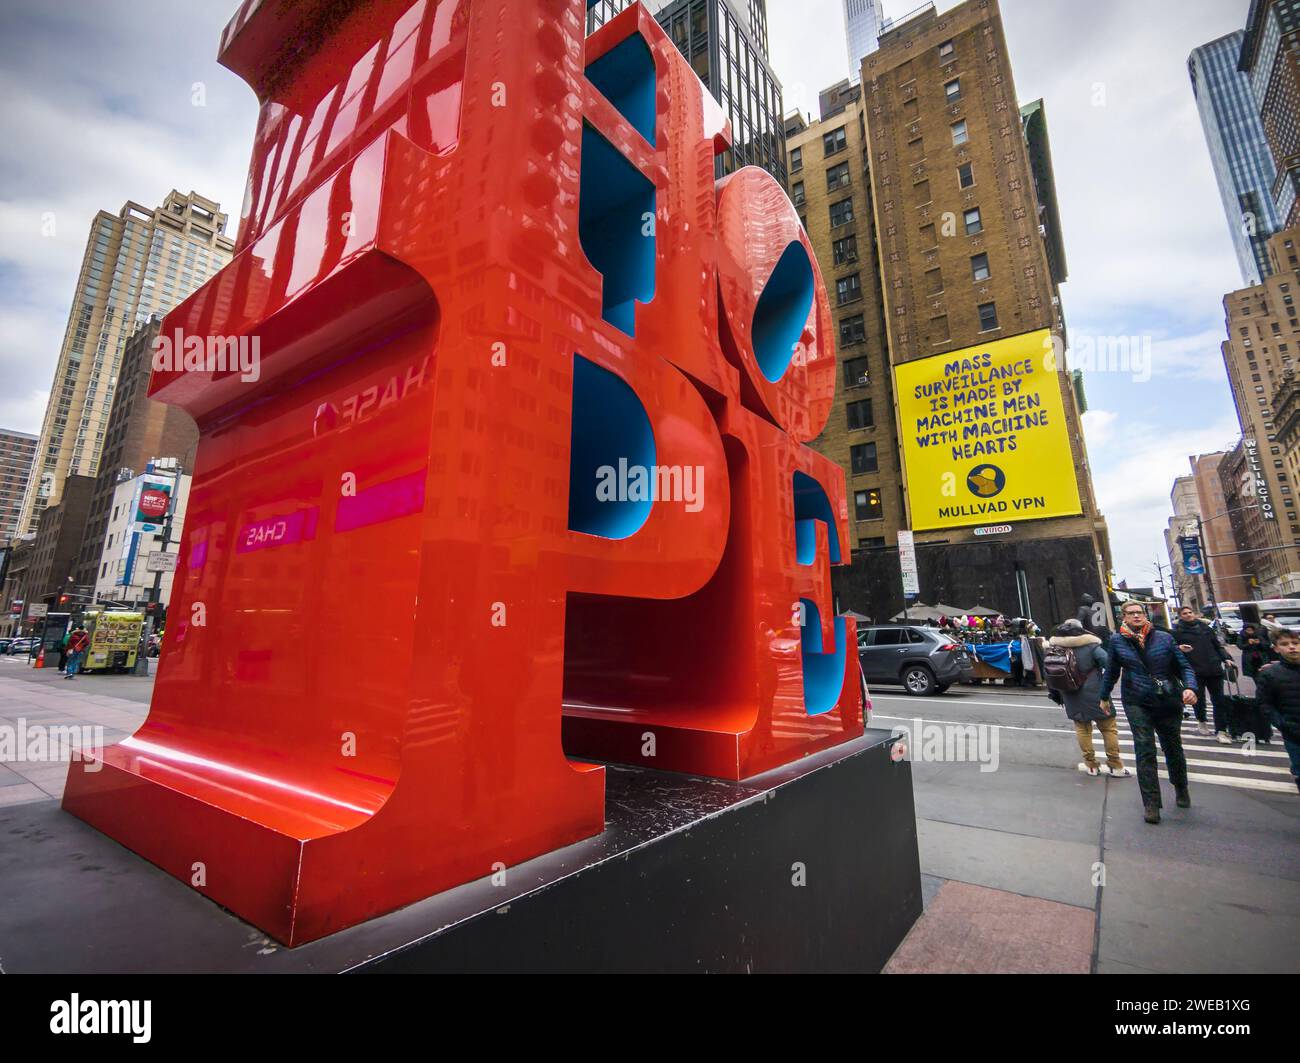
792,181,805,206
826,161,851,190
833,235,858,265
958,162,974,188
939,39,955,60
855,488,883,522
926,267,944,294
851,443,879,475
847,398,873,431
945,78,962,103
836,273,862,305
844,357,870,389
839,314,866,347
791,146,803,172
823,127,847,156
951,120,969,146
964,208,983,235
971,253,991,281
830,198,855,227
978,302,1000,332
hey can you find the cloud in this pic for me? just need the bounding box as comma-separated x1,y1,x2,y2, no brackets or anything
1085,415,1241,583
1081,408,1118,443
0,0,255,436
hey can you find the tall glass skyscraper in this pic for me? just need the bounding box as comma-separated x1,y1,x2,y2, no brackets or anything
587,0,785,184
843,0,883,77
1240,0,1300,229
1190,31,1280,285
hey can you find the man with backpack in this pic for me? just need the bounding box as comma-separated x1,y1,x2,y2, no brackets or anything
1046,619,1130,778
1100,601,1198,824
1172,605,1233,741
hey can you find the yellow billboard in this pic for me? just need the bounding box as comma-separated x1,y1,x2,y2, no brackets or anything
894,328,1082,532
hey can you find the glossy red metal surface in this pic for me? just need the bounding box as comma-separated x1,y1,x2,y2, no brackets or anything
62,0,863,946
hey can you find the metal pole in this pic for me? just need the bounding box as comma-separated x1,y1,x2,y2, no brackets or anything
1196,515,1222,621
135,485,176,676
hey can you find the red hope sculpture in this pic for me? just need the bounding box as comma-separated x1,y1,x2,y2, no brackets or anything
62,0,863,946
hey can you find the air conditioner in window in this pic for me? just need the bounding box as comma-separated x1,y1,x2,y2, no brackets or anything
858,373,870,385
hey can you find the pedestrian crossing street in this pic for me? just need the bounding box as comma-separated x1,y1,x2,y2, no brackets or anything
1109,707,1296,794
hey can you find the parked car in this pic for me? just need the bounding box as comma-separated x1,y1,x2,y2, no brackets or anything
858,625,973,696
6,637,40,656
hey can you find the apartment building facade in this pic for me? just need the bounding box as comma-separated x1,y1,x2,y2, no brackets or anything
72,316,199,593
790,0,1109,624
1220,226,1300,595
15,191,232,536
1166,476,1206,613
1190,450,1252,604
0,429,38,540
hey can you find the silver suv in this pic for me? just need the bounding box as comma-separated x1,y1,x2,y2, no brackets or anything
858,626,973,696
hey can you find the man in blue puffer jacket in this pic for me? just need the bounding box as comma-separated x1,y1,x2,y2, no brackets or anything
1100,600,1198,824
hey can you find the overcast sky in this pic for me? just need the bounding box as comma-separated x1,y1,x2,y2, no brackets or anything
0,0,1255,590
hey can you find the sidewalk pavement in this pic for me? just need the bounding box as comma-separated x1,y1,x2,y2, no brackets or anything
0,661,148,805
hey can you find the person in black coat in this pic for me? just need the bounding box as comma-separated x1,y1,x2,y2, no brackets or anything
1100,600,1198,824
1240,624,1271,677
1172,605,1233,741
1076,593,1109,639
1253,629,1300,795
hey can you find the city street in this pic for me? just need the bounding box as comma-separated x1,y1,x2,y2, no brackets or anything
3,654,1296,973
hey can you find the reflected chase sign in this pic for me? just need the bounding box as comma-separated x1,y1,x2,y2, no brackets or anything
894,329,1084,531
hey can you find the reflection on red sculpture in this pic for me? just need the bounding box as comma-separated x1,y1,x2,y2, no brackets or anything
62,0,863,946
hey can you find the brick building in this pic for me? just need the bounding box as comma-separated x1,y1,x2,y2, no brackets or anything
25,475,95,608
1190,451,1252,604
789,0,1110,625
1219,226,1300,595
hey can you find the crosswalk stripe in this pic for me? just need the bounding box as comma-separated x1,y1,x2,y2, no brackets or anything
1112,734,1290,760
1116,753,1292,776
1156,770,1296,794
1112,744,1292,769
1076,711,1295,793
